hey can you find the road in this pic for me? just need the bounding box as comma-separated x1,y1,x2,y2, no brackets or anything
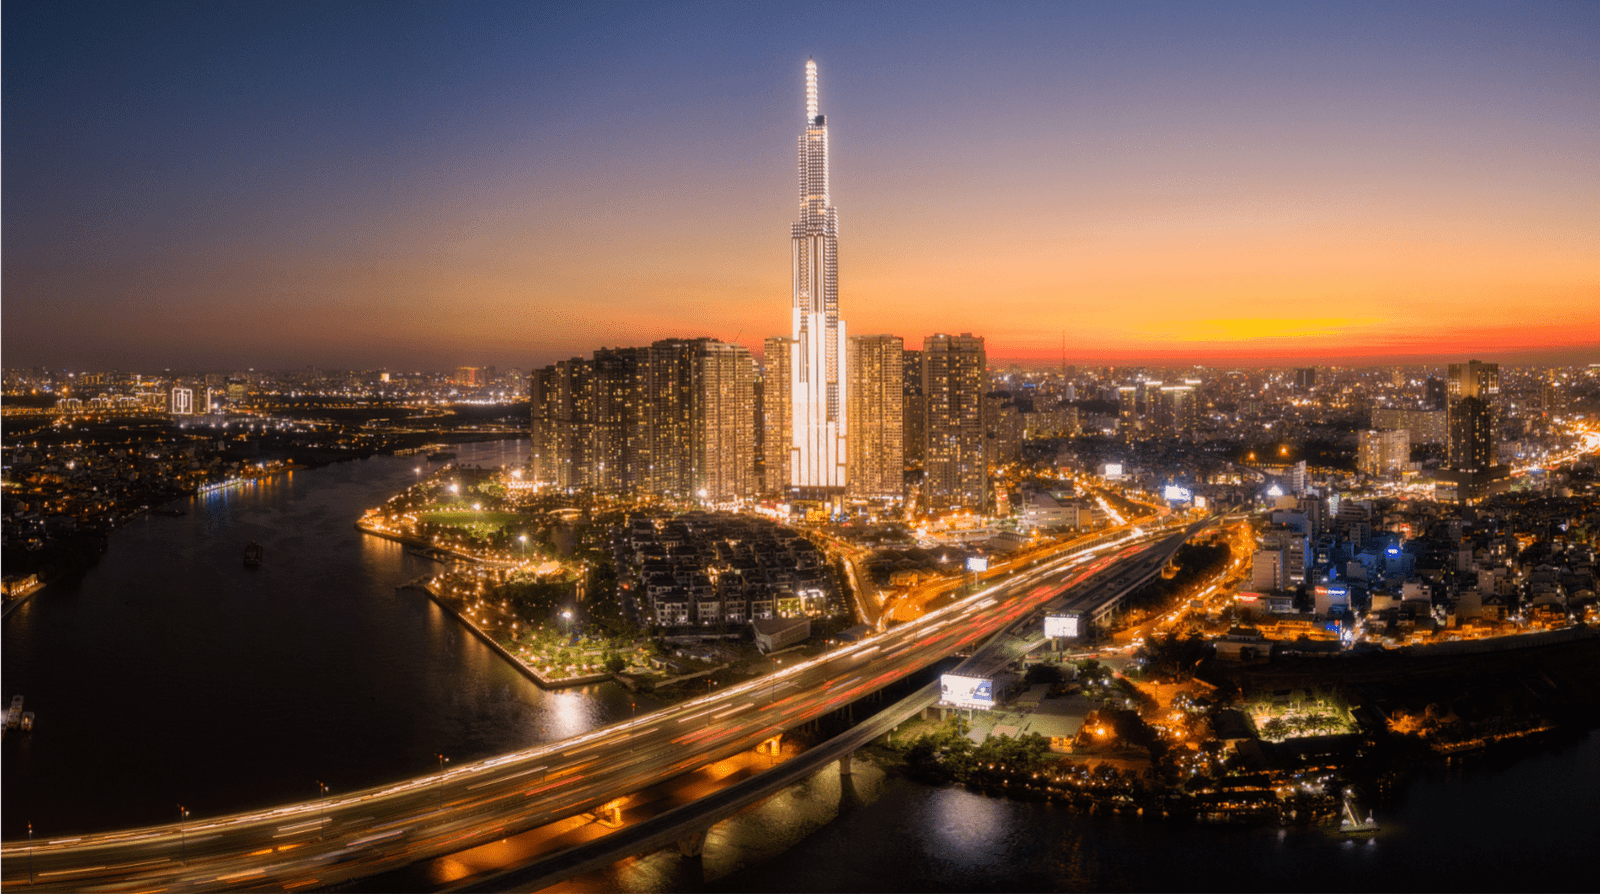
1,526,1192,892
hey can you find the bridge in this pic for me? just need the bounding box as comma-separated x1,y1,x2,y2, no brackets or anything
2,520,1209,892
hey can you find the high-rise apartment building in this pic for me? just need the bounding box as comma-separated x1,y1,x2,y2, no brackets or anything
589,347,648,494
169,386,193,415
1442,359,1508,501
846,335,903,500
1372,407,1446,445
1424,375,1447,411
1358,429,1410,477
763,337,793,491
689,340,758,504
902,348,925,466
1294,367,1317,391
777,59,848,495
922,334,987,512
530,339,754,503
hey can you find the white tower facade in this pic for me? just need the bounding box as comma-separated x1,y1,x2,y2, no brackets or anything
788,58,848,493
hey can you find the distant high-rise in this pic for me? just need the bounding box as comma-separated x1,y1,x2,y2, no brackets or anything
922,334,987,512
1446,360,1500,473
1442,359,1508,501
763,337,793,491
1424,375,1447,411
902,348,925,466
846,335,904,500
1294,367,1317,391
780,58,848,495
1358,429,1410,477
530,339,755,503
169,386,193,416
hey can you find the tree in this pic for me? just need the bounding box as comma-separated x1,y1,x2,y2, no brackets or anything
1024,663,1065,686
604,652,627,674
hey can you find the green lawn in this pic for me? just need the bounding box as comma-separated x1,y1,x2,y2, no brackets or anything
418,509,524,529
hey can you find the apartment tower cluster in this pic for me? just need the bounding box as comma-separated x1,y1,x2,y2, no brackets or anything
529,60,991,511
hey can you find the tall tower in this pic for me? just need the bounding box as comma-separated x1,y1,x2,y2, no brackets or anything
786,58,848,495
1442,359,1507,501
847,334,904,500
922,334,987,512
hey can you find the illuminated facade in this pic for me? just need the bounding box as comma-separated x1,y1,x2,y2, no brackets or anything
1441,359,1508,501
922,333,987,512
1357,428,1410,477
1446,360,1500,473
530,339,754,503
763,336,793,491
846,335,903,500
169,386,193,415
782,58,848,494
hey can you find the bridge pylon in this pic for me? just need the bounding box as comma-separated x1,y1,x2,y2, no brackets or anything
597,798,624,828
676,828,708,857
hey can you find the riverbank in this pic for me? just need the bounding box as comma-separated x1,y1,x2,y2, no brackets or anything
404,579,622,691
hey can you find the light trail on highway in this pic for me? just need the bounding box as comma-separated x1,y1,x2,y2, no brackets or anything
0,522,1196,892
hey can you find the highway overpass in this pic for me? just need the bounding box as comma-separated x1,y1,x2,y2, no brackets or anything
1,522,1206,892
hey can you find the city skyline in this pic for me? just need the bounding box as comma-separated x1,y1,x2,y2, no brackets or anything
4,2,1598,372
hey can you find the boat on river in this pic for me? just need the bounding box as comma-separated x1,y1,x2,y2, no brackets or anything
244,542,264,567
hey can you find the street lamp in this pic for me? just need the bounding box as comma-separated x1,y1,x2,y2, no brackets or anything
178,805,190,865
317,781,330,840
27,822,34,883
435,754,450,809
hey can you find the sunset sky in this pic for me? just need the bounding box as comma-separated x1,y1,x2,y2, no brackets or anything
4,1,1597,372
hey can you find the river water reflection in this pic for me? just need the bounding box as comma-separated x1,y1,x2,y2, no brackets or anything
2,440,639,840
6,439,1596,891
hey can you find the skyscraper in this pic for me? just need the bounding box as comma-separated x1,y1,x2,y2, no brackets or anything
529,339,754,503
1358,429,1410,477
846,335,904,500
922,334,987,512
781,59,848,495
169,386,193,416
763,336,792,491
1442,359,1508,501
902,347,925,466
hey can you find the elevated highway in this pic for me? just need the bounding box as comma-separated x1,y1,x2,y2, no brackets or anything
2,521,1209,892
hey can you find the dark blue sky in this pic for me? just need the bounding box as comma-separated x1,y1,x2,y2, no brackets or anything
5,1,1597,370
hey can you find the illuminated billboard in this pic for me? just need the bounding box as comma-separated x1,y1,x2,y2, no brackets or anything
1162,484,1192,503
966,556,989,573
940,674,994,709
1044,613,1080,638
1102,463,1124,481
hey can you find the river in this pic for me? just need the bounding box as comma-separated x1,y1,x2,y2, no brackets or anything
5,440,1595,891
2,439,638,840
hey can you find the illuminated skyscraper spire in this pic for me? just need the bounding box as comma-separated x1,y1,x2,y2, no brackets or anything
805,58,819,122
781,58,847,494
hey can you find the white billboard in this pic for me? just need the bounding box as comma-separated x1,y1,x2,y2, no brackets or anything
1102,462,1124,481
1162,484,1192,503
965,556,989,573
1044,614,1080,638
940,674,995,710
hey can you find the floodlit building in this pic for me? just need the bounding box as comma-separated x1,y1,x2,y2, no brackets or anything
1357,429,1410,477
846,334,904,500
922,333,987,512
1440,359,1509,501
529,340,755,503
770,58,849,497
